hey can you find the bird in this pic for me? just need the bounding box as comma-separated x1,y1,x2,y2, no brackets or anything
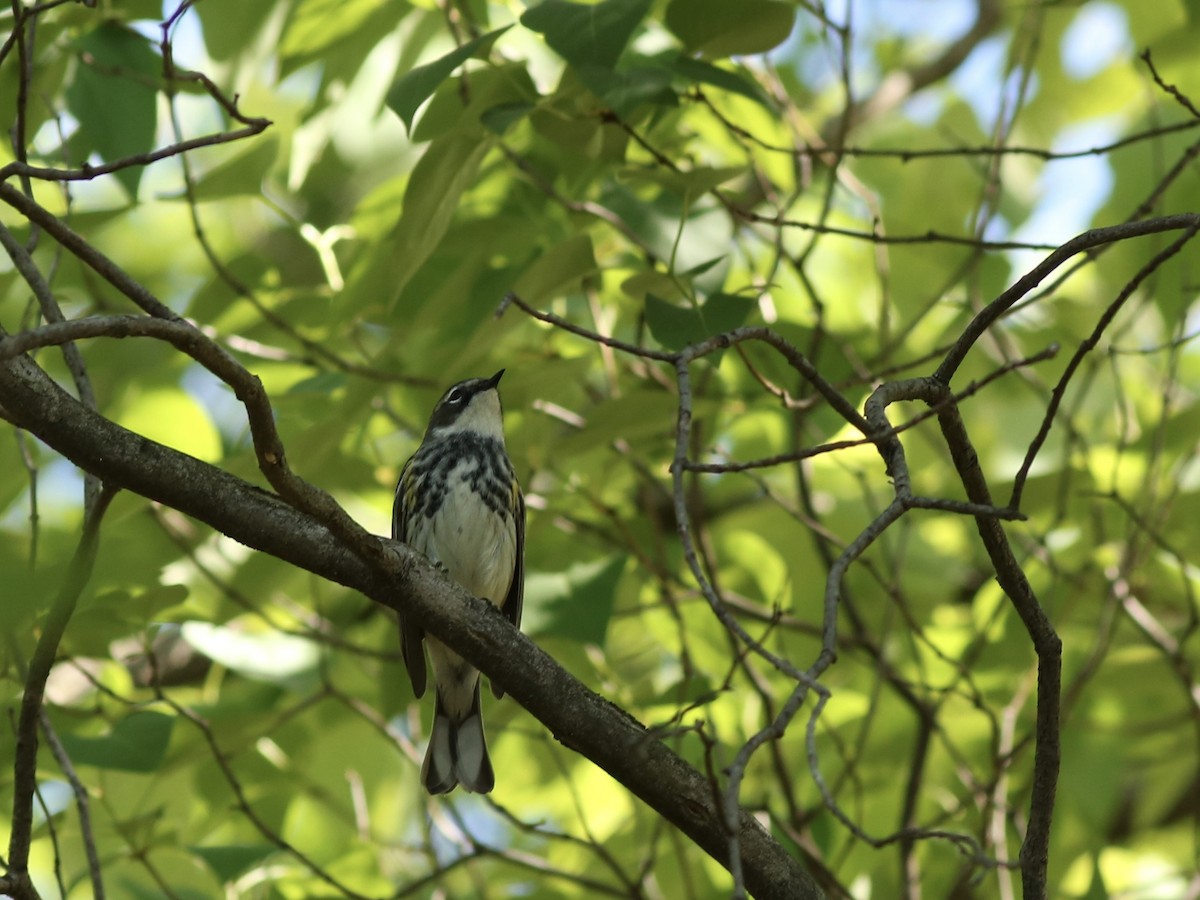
392,369,525,794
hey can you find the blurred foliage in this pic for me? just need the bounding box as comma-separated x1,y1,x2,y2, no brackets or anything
2,0,1199,897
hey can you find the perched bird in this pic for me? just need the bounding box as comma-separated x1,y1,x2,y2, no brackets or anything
392,369,525,794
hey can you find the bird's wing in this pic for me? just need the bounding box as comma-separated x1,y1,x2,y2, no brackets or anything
503,482,525,631
394,459,427,698
490,483,525,701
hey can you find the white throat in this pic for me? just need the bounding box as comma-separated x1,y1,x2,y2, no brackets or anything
439,390,506,442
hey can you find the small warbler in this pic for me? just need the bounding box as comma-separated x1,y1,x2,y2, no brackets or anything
392,369,525,794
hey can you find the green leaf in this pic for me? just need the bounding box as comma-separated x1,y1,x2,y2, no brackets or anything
65,24,160,198
382,131,493,309
621,269,687,303
190,845,276,882
1082,857,1109,900
60,711,175,773
481,101,535,134
521,0,652,71
664,0,795,58
622,163,744,193
645,291,756,351
66,591,138,656
112,877,212,900
278,0,410,82
512,234,597,302
194,0,278,61
410,61,539,142
286,372,348,396
700,292,759,333
116,388,223,464
681,255,726,279
651,674,718,705
386,26,512,132
669,56,771,108
181,622,320,687
281,0,389,65
555,390,683,457
341,129,494,315
186,135,280,201
588,64,677,115
646,294,708,348
525,556,626,644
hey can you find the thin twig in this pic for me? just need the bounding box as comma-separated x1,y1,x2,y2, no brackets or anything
3,487,116,898
1010,222,1200,508
38,712,105,900
934,215,1200,385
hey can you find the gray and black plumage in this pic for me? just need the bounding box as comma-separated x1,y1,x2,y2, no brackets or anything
392,369,525,794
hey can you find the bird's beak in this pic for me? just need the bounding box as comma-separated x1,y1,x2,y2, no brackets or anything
488,369,505,388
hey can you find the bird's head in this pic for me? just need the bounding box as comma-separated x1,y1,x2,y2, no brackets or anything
424,369,507,441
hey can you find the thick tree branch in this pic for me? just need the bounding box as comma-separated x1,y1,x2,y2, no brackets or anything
0,188,395,565
0,347,820,900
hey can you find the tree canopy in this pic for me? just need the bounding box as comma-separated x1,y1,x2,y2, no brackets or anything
2,1,1199,898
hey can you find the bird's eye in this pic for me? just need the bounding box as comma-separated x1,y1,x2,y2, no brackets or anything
445,388,465,405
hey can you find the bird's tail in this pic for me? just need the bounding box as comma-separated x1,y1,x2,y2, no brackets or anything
421,681,494,794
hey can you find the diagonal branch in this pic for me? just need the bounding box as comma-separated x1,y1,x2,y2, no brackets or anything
934,215,1200,385
935,399,1060,900
0,341,820,900
1009,223,1200,508
0,186,385,569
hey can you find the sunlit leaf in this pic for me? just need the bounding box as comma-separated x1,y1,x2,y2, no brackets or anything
386,26,512,132
181,622,321,687
354,130,493,312
116,388,223,464
194,0,278,61
524,556,626,644
190,845,276,882
281,0,389,65
512,234,597,302
186,136,280,200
